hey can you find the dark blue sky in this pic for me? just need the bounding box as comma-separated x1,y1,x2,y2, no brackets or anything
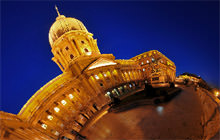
1,1,219,114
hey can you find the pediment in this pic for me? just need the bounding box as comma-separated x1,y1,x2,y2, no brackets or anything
87,58,117,70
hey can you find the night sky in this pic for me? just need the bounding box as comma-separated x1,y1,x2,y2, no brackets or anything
1,1,219,114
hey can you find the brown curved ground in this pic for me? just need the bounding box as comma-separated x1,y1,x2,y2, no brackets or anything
81,85,215,139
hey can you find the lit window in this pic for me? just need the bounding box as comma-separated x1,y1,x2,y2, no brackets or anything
54,107,60,113
129,84,132,88
86,51,92,55
54,131,60,136
152,58,155,62
60,123,64,128
133,83,135,86
146,60,149,63
69,94,74,99
141,62,144,65
106,91,111,96
103,73,107,77
143,68,145,72
94,75,99,79
47,115,53,120
41,124,47,129
61,100,67,105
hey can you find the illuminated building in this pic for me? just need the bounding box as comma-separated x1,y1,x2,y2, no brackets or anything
0,7,175,140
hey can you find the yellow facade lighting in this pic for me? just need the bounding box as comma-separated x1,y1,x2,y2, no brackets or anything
61,100,67,105
54,107,60,113
47,115,53,120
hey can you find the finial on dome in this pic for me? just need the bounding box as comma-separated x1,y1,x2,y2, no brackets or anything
55,5,61,17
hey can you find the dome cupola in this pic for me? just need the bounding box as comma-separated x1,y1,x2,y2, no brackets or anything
48,6,88,47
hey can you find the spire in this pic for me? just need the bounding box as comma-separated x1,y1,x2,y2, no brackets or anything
55,5,61,17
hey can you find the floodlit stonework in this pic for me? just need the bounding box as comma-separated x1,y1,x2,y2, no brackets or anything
0,8,176,140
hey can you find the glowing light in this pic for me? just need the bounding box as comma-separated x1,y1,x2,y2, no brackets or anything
215,91,219,97
143,68,145,72
103,73,107,77
152,58,155,62
94,75,99,79
129,84,132,88
41,124,47,129
146,60,149,63
47,115,53,120
106,91,111,96
156,106,164,115
61,100,67,105
69,94,74,99
86,51,92,55
54,131,60,136
54,107,60,113
88,61,117,70
141,62,144,65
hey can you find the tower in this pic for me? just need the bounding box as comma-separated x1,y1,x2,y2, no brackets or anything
49,7,101,72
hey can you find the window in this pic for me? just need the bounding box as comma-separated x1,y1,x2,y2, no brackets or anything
70,54,74,59
54,107,60,113
84,48,89,52
65,47,69,51
100,83,103,87
94,75,99,79
41,124,47,129
152,58,155,62
81,40,85,44
61,100,67,105
47,115,53,120
69,94,74,99
54,131,60,136
3,131,11,138
143,68,145,72
146,60,149,63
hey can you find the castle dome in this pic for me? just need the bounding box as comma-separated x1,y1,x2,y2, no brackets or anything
49,7,88,47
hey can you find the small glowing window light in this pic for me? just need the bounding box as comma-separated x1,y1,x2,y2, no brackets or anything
143,68,145,72
106,91,111,96
86,51,92,55
133,83,135,86
69,94,74,99
54,107,60,113
47,115,53,120
129,84,132,88
61,100,67,105
41,124,47,129
215,91,219,97
146,60,149,63
54,131,60,136
103,73,107,77
95,75,99,80
60,123,64,128
141,62,144,65
152,58,155,62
